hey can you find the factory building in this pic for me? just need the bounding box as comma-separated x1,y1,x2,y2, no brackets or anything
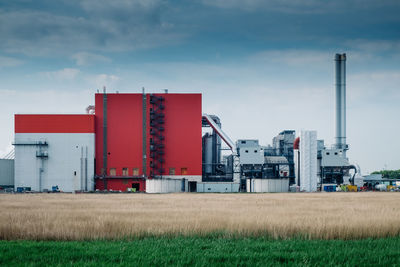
14,115,95,192
272,130,295,183
292,53,359,191
94,93,202,192
10,53,359,193
201,115,223,180
13,93,202,193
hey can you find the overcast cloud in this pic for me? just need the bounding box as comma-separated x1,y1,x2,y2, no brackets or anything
0,0,399,173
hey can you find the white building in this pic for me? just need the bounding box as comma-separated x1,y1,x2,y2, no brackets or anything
14,115,95,192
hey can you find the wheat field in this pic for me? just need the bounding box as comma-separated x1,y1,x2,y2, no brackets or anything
1,192,400,240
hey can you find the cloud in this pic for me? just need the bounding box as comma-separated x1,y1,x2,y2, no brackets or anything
86,74,120,89
249,50,331,66
0,88,95,160
201,0,400,13
349,71,400,102
72,52,111,66
0,1,183,56
345,40,400,55
0,0,399,174
79,0,164,13
0,56,24,68
41,68,80,80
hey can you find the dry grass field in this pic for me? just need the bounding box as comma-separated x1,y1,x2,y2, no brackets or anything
1,192,400,240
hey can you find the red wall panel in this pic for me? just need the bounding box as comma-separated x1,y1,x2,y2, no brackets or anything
146,94,202,176
94,93,143,177
15,114,95,133
95,93,202,190
95,94,104,175
107,94,143,176
95,178,145,192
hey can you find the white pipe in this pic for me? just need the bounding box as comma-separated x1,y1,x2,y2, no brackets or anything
202,113,235,151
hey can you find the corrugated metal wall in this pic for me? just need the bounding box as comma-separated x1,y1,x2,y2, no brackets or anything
0,159,14,187
14,133,95,192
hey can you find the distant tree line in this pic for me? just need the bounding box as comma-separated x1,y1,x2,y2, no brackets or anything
372,170,400,179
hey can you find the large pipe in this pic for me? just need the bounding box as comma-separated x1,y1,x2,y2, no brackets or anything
202,113,240,183
335,53,347,156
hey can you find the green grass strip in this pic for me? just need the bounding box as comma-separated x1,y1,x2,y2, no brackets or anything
1,237,400,266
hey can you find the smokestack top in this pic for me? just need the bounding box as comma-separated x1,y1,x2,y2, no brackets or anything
335,53,346,61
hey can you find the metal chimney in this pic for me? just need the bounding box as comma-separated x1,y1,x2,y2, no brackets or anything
334,53,347,156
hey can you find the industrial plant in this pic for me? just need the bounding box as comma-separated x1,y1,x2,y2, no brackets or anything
0,53,396,193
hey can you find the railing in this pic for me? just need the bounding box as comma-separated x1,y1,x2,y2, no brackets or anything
149,94,165,178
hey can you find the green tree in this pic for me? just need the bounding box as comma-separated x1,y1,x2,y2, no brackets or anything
372,169,400,179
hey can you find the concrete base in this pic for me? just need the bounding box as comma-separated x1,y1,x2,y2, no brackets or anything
145,178,184,193
246,178,289,193
196,182,240,193
158,175,202,182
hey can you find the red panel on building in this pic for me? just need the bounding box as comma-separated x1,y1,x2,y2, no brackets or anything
95,178,145,192
146,94,202,176
15,114,95,133
95,93,202,191
95,94,143,177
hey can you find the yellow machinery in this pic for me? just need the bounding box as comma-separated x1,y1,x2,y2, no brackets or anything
347,185,357,192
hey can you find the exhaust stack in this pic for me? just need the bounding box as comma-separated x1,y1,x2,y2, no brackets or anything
334,53,347,156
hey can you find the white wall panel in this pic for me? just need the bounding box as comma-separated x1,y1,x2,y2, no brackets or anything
246,179,289,193
0,159,14,186
146,179,182,193
14,133,95,192
300,131,317,192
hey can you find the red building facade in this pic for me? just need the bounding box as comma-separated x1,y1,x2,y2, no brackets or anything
94,93,202,192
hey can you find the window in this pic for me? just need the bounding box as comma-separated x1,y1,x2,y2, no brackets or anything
110,168,116,176
181,168,188,175
326,152,330,155
245,150,249,153
122,168,129,176
334,152,338,155
241,141,246,144
169,168,175,175
254,150,257,153
133,168,139,176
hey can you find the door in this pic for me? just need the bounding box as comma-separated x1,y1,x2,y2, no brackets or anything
188,181,197,192
132,183,140,192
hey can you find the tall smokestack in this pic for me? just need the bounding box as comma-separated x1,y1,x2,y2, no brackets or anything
334,53,347,156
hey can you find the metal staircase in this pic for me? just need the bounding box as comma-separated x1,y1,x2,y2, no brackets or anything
149,95,165,178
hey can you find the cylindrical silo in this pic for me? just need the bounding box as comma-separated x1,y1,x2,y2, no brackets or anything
203,134,213,174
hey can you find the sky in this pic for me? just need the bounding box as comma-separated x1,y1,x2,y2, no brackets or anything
0,0,399,173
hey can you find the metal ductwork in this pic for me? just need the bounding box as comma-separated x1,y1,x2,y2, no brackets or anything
334,53,348,156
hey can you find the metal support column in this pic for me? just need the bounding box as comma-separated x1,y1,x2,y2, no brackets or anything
85,146,88,191
103,92,108,189
142,88,147,178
